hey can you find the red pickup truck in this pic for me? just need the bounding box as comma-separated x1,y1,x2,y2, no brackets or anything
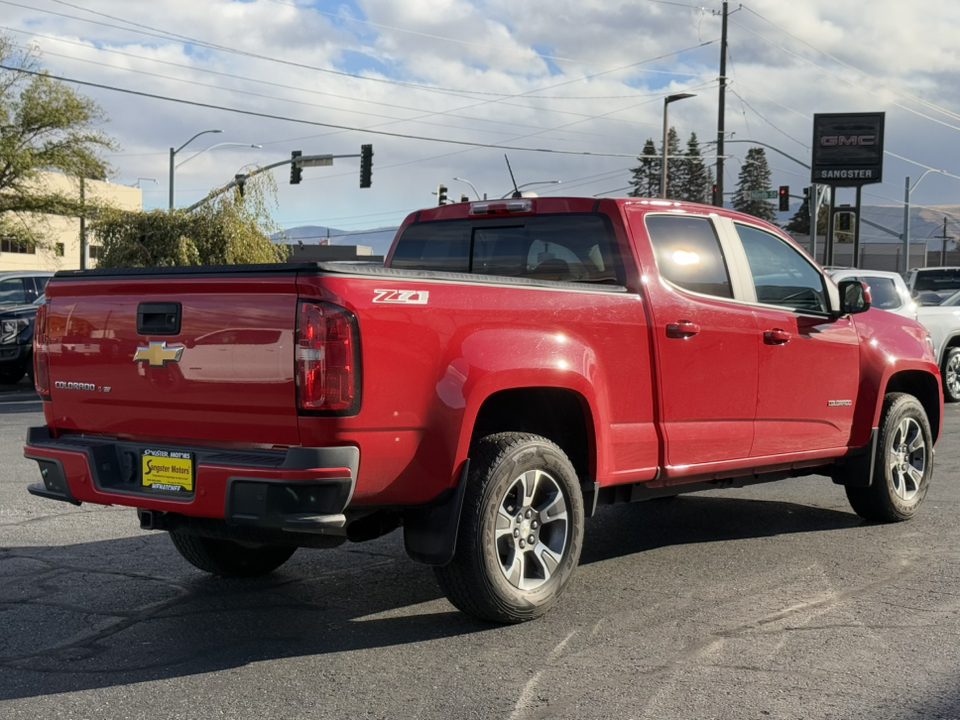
25,197,942,623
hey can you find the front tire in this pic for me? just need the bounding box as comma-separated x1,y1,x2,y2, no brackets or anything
846,393,933,522
434,432,585,624
942,347,960,402
169,531,296,577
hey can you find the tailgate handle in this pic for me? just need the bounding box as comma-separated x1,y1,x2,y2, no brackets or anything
138,302,181,336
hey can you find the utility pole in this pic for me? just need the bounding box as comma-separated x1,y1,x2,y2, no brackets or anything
938,217,953,266
79,177,86,270
714,0,728,207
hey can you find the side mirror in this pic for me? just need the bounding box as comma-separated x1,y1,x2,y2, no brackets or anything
838,279,871,315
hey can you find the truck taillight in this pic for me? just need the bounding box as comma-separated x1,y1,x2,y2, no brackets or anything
34,303,51,399
296,301,360,414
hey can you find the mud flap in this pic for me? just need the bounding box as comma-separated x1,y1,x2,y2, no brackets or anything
831,428,878,488
403,461,470,566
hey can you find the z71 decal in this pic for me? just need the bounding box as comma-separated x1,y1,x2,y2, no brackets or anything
373,289,430,305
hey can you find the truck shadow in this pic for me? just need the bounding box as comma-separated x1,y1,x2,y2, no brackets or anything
0,494,862,701
580,492,863,565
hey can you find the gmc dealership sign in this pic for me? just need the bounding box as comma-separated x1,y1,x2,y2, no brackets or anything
811,112,885,185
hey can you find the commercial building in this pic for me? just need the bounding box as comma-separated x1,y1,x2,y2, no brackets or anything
0,172,142,272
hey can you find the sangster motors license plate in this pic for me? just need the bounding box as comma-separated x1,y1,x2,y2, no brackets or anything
141,449,194,493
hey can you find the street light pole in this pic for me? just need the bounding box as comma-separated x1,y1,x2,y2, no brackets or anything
453,177,483,200
175,143,262,170
901,169,944,273
169,129,223,210
662,93,695,199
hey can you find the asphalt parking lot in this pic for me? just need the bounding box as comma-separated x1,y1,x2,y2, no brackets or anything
3,380,960,720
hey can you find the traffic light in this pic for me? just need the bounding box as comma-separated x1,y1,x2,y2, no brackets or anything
711,184,719,205
778,185,789,211
837,211,852,232
437,184,448,206
234,174,246,199
460,194,469,203
290,150,302,185
359,144,373,189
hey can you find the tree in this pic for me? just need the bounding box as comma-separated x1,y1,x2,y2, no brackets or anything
731,147,776,222
0,36,116,249
785,192,828,236
663,127,683,200
628,138,660,198
92,172,289,268
674,131,713,204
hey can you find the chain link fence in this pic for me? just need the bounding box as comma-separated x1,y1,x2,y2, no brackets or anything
790,236,959,272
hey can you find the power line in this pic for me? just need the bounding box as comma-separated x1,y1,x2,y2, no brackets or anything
18,1,714,101
729,18,960,136
19,41,661,148
0,64,654,159
727,88,808,148
739,4,960,126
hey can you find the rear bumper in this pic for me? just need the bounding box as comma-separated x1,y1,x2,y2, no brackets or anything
24,426,358,535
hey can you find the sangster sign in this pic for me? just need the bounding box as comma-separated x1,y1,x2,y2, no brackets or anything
811,112,885,185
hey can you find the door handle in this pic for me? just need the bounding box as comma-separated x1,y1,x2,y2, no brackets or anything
764,329,791,345
666,321,701,338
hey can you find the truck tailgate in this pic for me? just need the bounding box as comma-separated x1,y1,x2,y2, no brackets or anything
44,275,300,447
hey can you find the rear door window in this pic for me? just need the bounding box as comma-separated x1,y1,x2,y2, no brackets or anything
645,215,733,299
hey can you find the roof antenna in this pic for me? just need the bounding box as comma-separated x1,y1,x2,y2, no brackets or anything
504,154,521,198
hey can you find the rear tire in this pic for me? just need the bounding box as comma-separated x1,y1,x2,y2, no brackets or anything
434,432,584,624
0,367,25,385
942,347,960,402
845,393,933,522
169,531,296,577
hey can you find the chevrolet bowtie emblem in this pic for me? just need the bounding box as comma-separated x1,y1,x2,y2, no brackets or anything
134,342,184,367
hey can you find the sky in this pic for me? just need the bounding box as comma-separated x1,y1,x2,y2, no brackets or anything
6,0,960,239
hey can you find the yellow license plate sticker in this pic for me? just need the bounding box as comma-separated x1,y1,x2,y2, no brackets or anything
142,450,194,493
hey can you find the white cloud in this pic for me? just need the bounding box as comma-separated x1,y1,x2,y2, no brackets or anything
7,0,960,231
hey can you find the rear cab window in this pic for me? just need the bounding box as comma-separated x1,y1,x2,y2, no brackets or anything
912,269,960,298
389,214,624,285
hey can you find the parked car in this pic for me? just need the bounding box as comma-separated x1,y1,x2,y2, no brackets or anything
0,271,53,306
828,268,960,402
0,293,45,385
905,267,960,303
826,268,917,321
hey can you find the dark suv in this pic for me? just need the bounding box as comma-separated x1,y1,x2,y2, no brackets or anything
0,272,53,385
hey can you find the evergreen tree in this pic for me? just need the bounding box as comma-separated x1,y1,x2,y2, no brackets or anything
664,127,683,200
785,192,828,235
675,132,713,204
731,147,776,222
628,139,660,198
